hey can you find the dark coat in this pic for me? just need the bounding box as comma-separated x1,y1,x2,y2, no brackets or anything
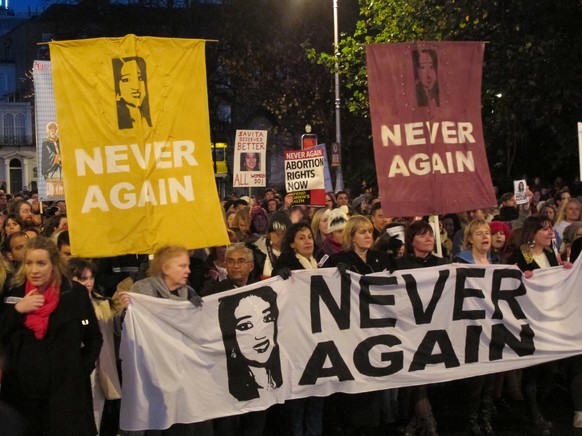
508,245,559,272
272,249,313,275
201,277,257,297
324,249,396,274
0,280,103,436
395,252,449,271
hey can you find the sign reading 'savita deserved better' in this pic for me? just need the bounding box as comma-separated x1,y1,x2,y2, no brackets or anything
366,42,497,217
233,130,267,188
49,35,228,257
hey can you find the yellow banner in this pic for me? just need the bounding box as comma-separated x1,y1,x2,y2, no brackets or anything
50,35,228,257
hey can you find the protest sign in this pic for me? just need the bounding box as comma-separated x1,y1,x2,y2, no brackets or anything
366,42,497,216
49,35,228,257
288,144,331,206
120,261,582,430
284,147,325,205
514,179,528,205
233,130,267,187
33,61,65,201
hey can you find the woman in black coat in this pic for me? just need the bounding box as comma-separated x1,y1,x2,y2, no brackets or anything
324,215,395,274
0,236,102,436
508,216,572,435
323,215,396,433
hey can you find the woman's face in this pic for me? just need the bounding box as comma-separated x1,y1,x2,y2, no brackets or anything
318,215,329,235
543,207,555,222
325,195,334,210
25,249,54,288
119,60,145,107
245,153,258,171
565,202,581,222
412,230,435,257
4,218,21,235
238,218,249,234
162,253,191,289
491,231,506,250
76,267,95,293
353,225,374,251
226,213,236,228
469,225,491,253
417,51,437,90
534,222,554,248
291,227,314,258
234,295,275,365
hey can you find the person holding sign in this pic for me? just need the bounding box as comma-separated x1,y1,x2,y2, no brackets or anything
323,215,396,433
118,245,212,436
395,220,448,436
272,222,324,436
453,220,497,435
509,216,572,435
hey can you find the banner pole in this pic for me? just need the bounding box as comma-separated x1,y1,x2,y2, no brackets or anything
429,215,443,258
578,122,582,181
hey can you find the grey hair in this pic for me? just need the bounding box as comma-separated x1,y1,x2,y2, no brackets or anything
225,242,254,262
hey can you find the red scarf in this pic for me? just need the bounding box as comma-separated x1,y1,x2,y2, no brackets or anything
24,280,60,340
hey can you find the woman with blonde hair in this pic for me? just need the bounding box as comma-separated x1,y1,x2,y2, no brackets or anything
453,219,494,265
453,219,497,434
310,207,330,250
118,245,211,435
323,215,395,433
232,205,251,242
325,215,395,274
0,236,102,435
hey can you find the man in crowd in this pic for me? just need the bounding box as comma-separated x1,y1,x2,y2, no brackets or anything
336,190,350,207
370,202,392,240
3,232,29,268
200,243,265,436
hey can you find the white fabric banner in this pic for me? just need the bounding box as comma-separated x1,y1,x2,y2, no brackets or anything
120,261,582,431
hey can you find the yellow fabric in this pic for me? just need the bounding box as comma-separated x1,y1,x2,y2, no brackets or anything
49,35,228,257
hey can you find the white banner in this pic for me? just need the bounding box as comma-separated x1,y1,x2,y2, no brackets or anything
233,130,267,187
120,261,582,431
284,148,325,193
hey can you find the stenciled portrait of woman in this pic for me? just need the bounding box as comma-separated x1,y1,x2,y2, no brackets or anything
112,56,152,130
218,286,282,401
412,48,440,108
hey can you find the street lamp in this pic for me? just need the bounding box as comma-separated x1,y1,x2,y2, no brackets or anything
332,0,344,192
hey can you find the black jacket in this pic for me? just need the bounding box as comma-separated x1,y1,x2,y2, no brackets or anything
324,249,396,274
0,280,103,436
395,252,449,271
508,245,559,272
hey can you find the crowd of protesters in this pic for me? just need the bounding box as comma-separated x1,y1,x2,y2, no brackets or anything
1,175,582,436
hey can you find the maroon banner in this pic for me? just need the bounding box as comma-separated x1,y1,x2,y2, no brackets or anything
366,42,496,216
